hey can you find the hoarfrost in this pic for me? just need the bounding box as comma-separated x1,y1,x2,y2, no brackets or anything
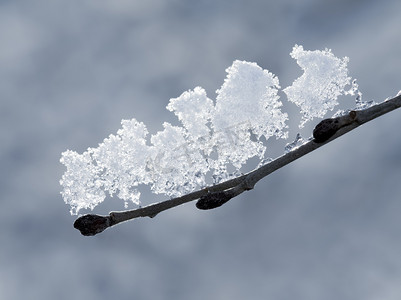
60,45,359,214
60,150,105,215
148,122,208,197
257,157,273,168
284,133,305,153
208,120,266,183
166,87,214,139
210,60,288,181
332,109,351,118
355,99,376,110
346,79,362,102
93,119,150,201
284,45,351,127
60,119,152,213
213,60,288,139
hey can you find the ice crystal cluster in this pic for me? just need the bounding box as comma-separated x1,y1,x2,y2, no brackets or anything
60,45,353,214
283,45,351,127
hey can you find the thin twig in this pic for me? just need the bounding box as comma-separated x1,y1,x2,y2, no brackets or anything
74,94,401,236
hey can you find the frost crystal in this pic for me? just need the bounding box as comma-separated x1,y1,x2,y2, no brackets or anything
284,45,351,127
346,79,362,102
257,157,273,168
167,87,214,139
284,133,305,153
210,60,288,181
148,122,208,197
60,150,105,215
92,119,151,206
60,45,359,214
213,60,287,139
60,119,151,213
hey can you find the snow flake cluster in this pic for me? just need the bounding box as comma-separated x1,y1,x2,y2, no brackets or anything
60,45,355,214
283,45,351,127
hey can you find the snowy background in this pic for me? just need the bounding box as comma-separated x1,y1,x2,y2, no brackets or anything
2,0,401,299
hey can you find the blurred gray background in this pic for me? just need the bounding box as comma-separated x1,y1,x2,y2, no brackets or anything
1,0,401,299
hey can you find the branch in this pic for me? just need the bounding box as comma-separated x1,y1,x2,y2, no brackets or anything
74,94,401,236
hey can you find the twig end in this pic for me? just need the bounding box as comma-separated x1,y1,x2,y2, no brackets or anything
74,214,111,236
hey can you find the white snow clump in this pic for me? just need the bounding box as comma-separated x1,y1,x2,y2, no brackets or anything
284,45,351,127
60,45,354,214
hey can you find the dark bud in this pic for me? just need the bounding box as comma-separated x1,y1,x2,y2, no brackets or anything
313,118,340,143
196,191,233,210
74,214,110,236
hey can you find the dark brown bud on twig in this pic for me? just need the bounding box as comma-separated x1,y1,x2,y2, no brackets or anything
313,118,341,143
196,191,234,210
313,111,358,143
74,214,111,236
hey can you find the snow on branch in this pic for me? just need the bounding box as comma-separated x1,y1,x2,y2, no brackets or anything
61,59,289,215
59,44,401,235
73,95,401,235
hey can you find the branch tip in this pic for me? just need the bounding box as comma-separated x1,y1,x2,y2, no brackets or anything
74,214,111,236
